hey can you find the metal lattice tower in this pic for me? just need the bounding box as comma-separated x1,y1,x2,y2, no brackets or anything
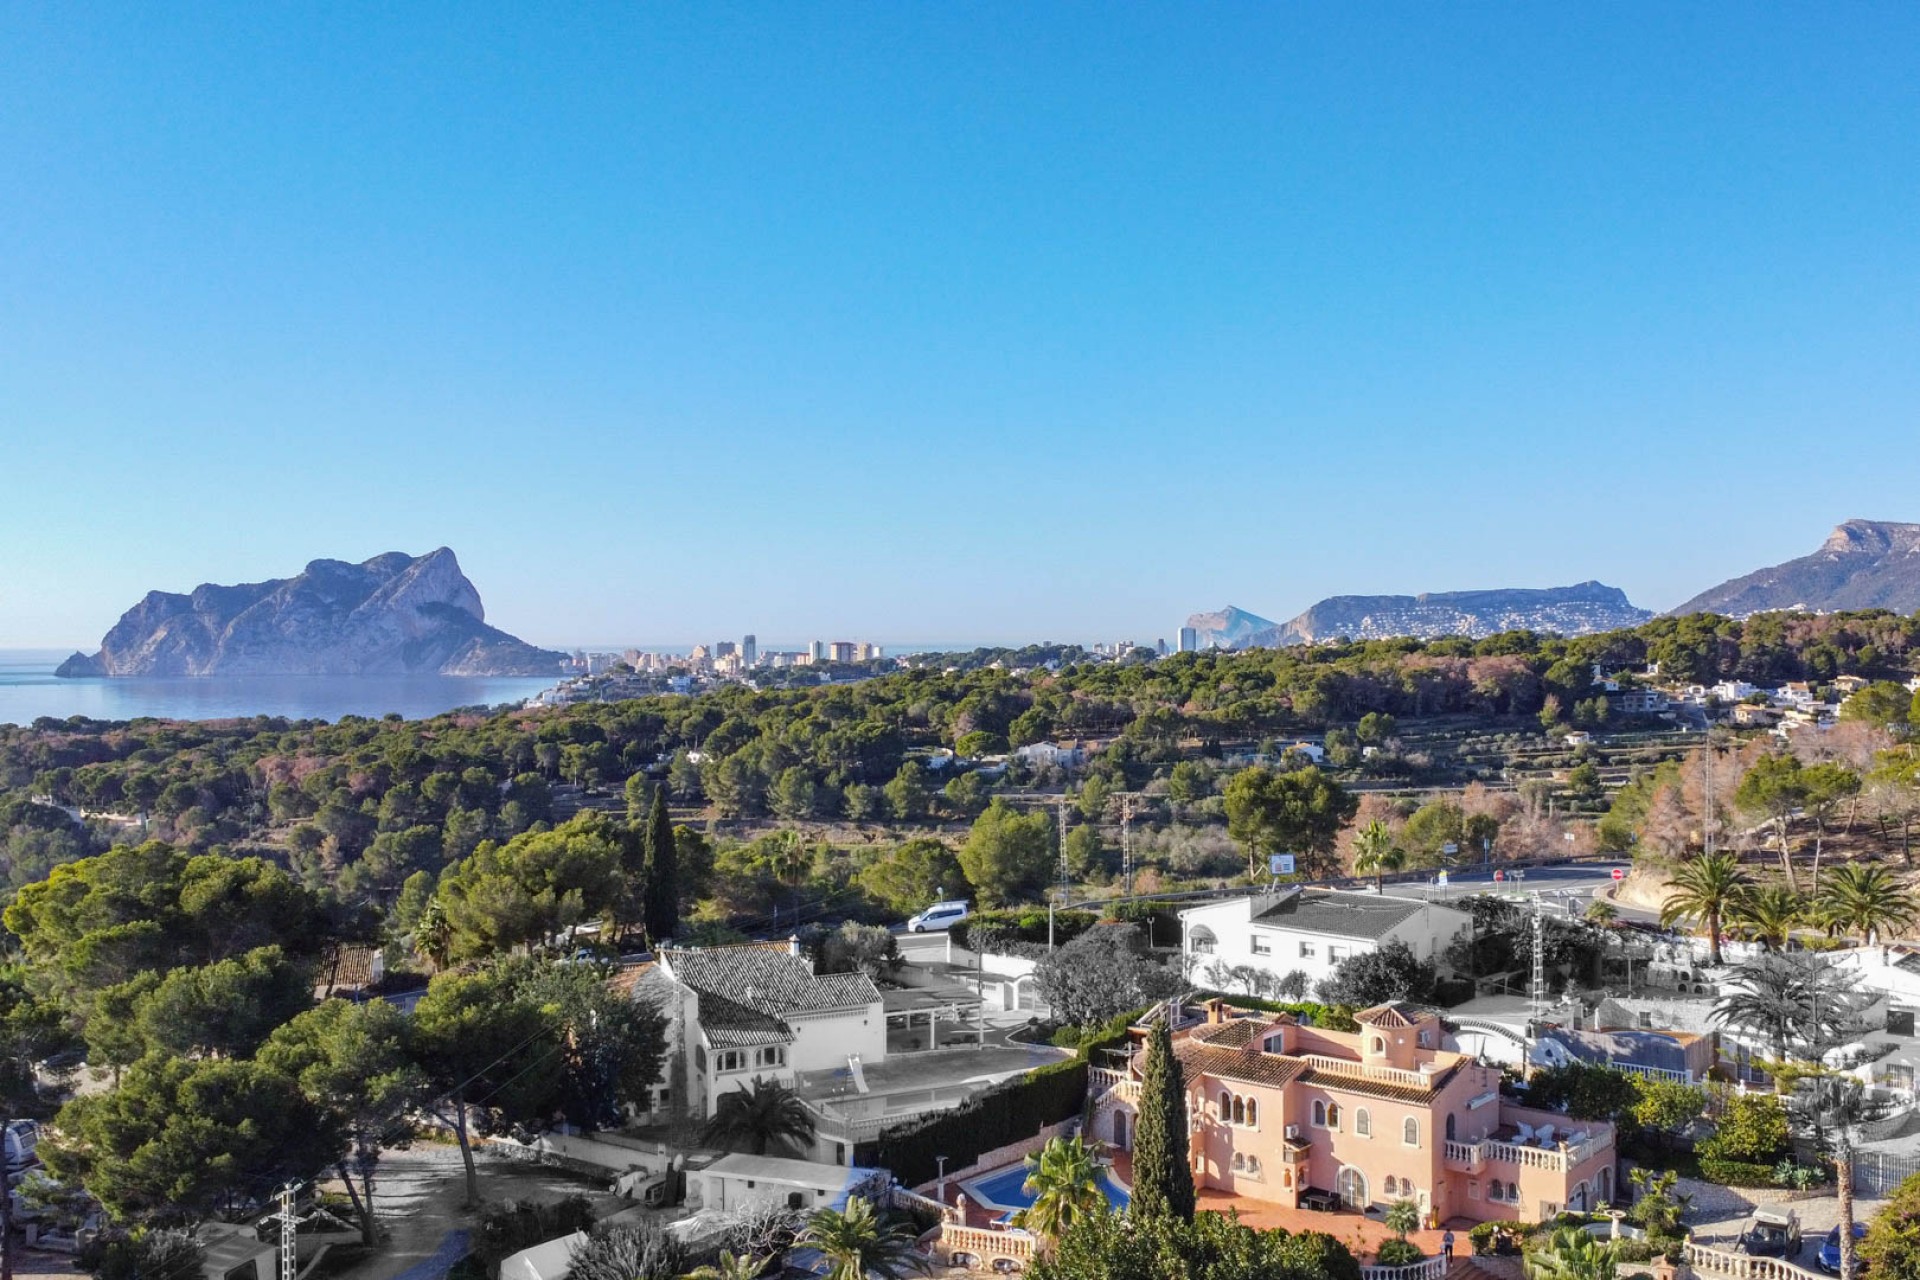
276,1183,299,1280
1119,794,1137,899
1529,891,1547,1023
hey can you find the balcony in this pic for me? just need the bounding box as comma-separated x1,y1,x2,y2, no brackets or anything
1443,1134,1601,1173
1089,1066,1140,1104
1295,1053,1437,1090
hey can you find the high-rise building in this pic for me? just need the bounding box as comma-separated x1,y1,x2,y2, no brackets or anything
1178,626,1199,653
714,641,737,659
742,634,758,667
810,640,827,662
829,641,857,664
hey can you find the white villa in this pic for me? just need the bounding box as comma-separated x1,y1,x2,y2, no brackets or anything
1180,887,1472,990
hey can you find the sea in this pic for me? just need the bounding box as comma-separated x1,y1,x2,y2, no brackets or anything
0,650,560,727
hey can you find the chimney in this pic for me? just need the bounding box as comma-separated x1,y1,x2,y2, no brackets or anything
1206,998,1228,1025
788,934,803,958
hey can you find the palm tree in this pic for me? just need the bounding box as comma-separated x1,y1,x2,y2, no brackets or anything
701,1078,818,1157
682,1252,765,1280
1352,820,1407,892
800,1196,927,1280
1384,1198,1422,1241
1525,1227,1617,1280
1714,952,1873,1067
1011,1136,1107,1245
1725,885,1804,951
1793,1076,1888,1280
1585,900,1619,928
1820,862,1919,951
1659,850,1750,965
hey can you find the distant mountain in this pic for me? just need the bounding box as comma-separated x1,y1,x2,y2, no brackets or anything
56,549,566,678
1184,605,1283,650
1277,582,1650,644
1671,519,1920,618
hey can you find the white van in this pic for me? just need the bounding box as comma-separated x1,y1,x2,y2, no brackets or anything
907,901,970,933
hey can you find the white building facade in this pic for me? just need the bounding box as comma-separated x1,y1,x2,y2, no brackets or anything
1180,888,1472,990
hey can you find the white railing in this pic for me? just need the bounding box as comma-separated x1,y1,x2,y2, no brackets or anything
889,1185,962,1225
1362,1257,1449,1280
1297,1054,1433,1089
935,1224,1037,1269
1444,1137,1569,1171
1685,1242,1825,1280
1613,1062,1694,1085
1087,1067,1140,1105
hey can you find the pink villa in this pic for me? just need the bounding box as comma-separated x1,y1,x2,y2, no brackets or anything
1089,1000,1616,1225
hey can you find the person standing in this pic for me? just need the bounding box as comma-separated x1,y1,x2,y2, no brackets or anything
1442,1229,1456,1264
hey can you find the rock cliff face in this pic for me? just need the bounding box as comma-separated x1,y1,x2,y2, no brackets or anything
1185,583,1649,650
1277,581,1650,644
56,549,565,678
1670,519,1920,617
1183,605,1283,650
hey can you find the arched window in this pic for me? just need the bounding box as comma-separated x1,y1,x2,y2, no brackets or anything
1220,1090,1232,1118
1446,1114,1457,1141
1232,1096,1245,1125
1355,1108,1372,1137
1403,1117,1420,1146
1312,1099,1327,1127
1191,926,1218,955
1383,1175,1398,1197
1245,1098,1257,1127
1370,1035,1386,1054
1489,1179,1504,1202
1327,1102,1341,1129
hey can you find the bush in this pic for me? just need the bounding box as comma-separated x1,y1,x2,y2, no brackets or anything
1376,1240,1426,1266
1699,1090,1789,1166
953,909,1096,956
1469,1222,1522,1256
1698,1158,1778,1188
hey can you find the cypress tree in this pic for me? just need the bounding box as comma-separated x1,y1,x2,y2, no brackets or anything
642,789,679,946
1128,1015,1194,1221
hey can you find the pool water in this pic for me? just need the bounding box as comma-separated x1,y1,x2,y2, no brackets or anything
966,1164,1130,1212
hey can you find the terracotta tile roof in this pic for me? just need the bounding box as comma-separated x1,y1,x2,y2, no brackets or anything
1174,1041,1309,1090
1355,1001,1425,1028
1191,1019,1265,1049
607,960,655,999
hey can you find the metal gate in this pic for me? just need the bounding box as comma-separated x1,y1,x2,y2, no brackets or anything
1855,1149,1920,1197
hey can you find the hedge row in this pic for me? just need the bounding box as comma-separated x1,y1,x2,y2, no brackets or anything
1699,1158,1778,1188
857,1005,1143,1187
952,909,1097,956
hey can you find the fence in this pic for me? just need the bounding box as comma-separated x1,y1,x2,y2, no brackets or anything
1361,1257,1450,1280
1685,1241,1825,1280
1854,1148,1920,1197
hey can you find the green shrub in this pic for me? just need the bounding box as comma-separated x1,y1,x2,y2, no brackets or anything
1376,1240,1426,1266
1698,1158,1778,1187
1050,1025,1085,1049
953,909,1096,955
1469,1222,1521,1256
1699,1091,1789,1165
1614,1241,1658,1263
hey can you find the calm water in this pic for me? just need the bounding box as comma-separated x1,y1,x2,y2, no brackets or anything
0,651,559,727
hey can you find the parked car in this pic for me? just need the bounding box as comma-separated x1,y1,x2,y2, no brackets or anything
1740,1209,1802,1258
907,900,970,933
1819,1223,1868,1274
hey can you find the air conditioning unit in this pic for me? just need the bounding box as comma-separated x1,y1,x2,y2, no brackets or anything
1285,1124,1301,1140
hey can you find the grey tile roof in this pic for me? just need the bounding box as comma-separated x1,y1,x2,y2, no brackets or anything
1539,1027,1691,1075
1252,890,1428,940
663,945,882,1036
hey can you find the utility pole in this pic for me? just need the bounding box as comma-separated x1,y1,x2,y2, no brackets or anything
1529,891,1547,1029
1050,797,1069,952
275,1182,301,1280
1119,794,1137,899
1,1119,13,1280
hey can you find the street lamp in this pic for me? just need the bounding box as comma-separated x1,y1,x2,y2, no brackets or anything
936,1155,949,1208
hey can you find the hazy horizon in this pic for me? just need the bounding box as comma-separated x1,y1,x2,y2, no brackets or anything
6,8,1917,649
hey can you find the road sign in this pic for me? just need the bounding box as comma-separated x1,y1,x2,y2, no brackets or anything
1611,867,1626,881
1493,870,1505,882
1435,871,1449,887
1441,843,1458,857
1270,854,1296,876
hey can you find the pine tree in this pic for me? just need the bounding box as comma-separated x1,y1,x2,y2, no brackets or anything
1128,1016,1194,1221
643,790,679,946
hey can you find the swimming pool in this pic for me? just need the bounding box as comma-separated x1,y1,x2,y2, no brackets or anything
964,1163,1130,1213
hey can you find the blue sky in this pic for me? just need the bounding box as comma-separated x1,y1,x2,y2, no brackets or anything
4,6,1918,650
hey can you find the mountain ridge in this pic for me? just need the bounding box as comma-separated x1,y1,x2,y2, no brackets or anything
56,549,566,678
1186,581,1650,649
1670,519,1920,618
